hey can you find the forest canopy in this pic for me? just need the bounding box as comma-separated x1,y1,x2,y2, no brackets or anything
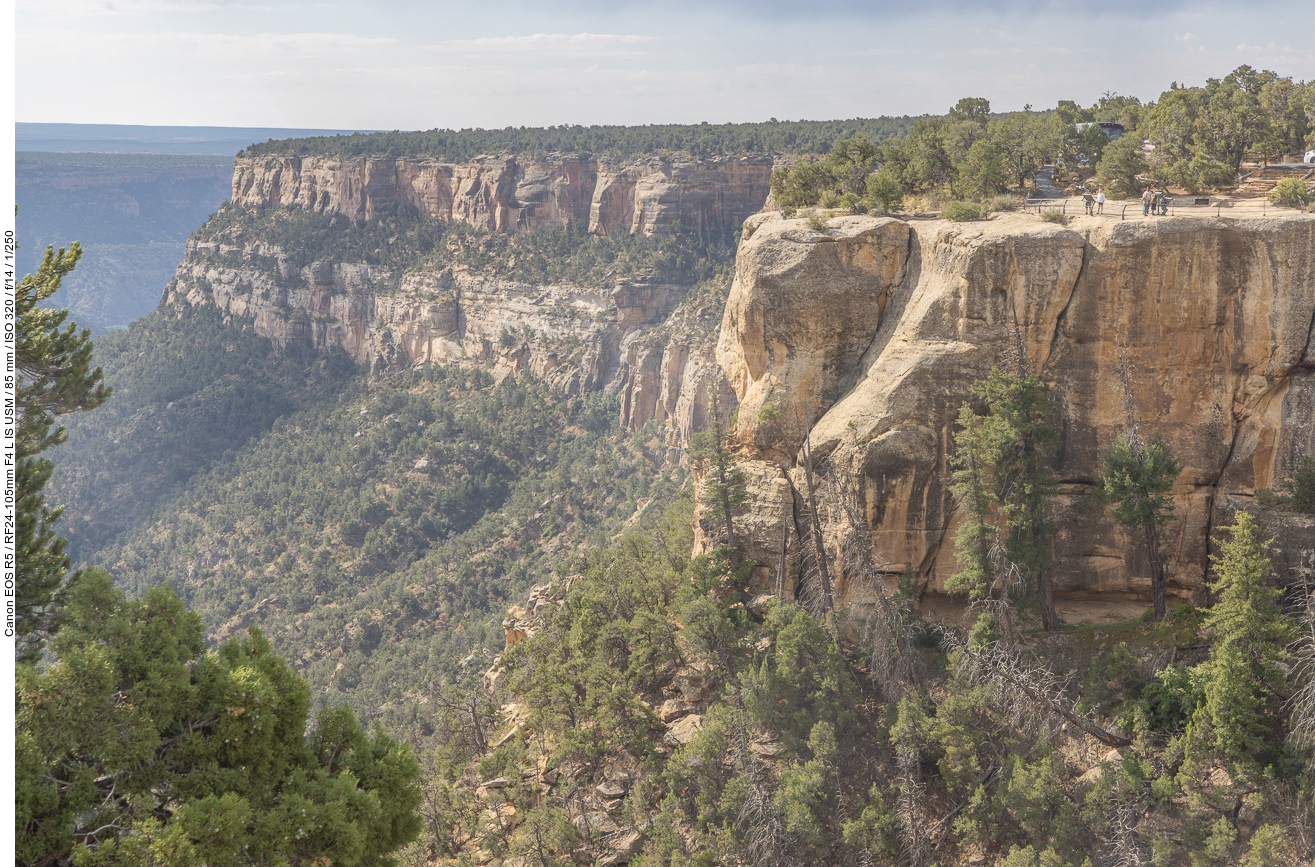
239,116,922,161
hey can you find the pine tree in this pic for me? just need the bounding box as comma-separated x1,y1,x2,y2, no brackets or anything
1190,512,1293,774
16,571,422,867
690,377,747,567
1101,433,1179,619
950,367,1061,631
14,242,112,660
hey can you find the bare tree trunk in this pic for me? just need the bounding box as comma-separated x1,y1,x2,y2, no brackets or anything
1115,343,1169,621
1038,565,1058,632
896,747,928,867
730,690,796,867
1104,783,1150,866
709,392,740,567
1147,522,1167,621
799,435,834,617
776,523,787,599
829,452,919,695
1010,307,1059,632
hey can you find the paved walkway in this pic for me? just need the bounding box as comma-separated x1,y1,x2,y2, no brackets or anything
1032,166,1064,199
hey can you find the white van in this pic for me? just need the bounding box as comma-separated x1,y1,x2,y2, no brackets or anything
1306,150,1315,164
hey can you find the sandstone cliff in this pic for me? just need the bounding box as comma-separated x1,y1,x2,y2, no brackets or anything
163,235,727,450
710,211,1315,623
230,154,773,237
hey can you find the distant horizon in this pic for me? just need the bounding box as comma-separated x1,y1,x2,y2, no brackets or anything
16,122,387,156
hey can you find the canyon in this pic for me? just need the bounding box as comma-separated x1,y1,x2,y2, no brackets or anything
169,160,1315,625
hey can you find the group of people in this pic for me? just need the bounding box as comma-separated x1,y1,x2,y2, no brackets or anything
1076,186,1174,217
1142,186,1172,216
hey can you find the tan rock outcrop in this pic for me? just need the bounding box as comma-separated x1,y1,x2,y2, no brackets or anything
717,214,910,462
167,232,686,381
230,154,773,237
719,211,1315,622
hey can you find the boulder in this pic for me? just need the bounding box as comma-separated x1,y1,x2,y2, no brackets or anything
572,811,620,838
656,699,692,723
596,781,627,799
598,830,646,866
665,714,703,745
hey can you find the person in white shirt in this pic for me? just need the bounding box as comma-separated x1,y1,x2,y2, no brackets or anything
1096,190,1106,214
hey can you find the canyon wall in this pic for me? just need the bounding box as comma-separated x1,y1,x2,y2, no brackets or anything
163,236,726,449
711,211,1315,623
229,154,774,237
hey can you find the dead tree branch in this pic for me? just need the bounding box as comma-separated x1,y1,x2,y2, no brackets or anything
946,632,1132,748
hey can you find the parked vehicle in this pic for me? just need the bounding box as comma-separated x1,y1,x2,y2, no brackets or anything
1305,150,1315,164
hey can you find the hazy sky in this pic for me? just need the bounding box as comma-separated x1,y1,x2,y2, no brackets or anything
16,0,1313,129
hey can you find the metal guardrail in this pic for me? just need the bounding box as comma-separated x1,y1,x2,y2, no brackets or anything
1120,199,1179,219
1024,198,1067,214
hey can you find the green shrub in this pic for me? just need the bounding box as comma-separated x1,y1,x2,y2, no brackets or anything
838,192,867,214
1268,177,1312,207
942,201,989,222
1127,662,1204,732
1240,824,1289,867
866,170,904,211
841,784,897,858
1188,814,1237,867
1077,642,1144,716
988,194,1022,212
1292,457,1315,514
1040,209,1070,225
999,751,1081,856
806,212,829,232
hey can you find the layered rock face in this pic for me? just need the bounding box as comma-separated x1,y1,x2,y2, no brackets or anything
164,237,724,448
230,154,773,237
714,212,1315,622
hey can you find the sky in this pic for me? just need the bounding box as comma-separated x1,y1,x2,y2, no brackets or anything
15,0,1315,130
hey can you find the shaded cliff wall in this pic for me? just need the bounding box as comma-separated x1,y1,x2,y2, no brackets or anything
164,236,727,451
230,154,774,237
712,211,1315,622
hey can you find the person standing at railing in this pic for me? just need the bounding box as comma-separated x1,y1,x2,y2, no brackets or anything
1096,190,1106,214
1082,191,1095,215
1142,187,1153,216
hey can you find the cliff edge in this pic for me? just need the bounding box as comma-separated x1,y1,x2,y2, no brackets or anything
230,154,773,236
713,210,1315,622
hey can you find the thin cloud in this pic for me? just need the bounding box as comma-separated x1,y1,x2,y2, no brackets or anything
20,27,396,61
507,0,1205,21
18,0,271,15
428,32,656,56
